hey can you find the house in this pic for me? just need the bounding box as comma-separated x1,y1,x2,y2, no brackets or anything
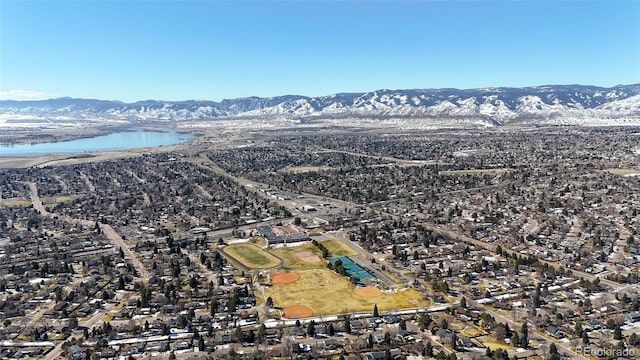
383,314,401,324
624,312,640,324
396,329,415,343
457,336,475,349
365,349,401,360
545,325,565,338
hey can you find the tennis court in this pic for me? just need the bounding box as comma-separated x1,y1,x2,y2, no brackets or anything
330,256,376,281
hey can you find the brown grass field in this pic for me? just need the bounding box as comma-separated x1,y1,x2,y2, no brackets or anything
271,272,300,284
354,287,382,297
439,168,512,176
297,251,321,263
283,306,313,318
607,168,640,176
265,269,428,315
0,199,31,208
321,238,357,257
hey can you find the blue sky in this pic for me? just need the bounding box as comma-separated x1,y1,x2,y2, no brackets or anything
1,0,639,102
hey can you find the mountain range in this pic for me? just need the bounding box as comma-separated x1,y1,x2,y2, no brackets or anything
2,84,640,127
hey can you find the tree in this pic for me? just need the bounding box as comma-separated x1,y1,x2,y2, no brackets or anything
344,317,351,334
307,321,316,337
418,313,431,331
257,324,266,343
549,343,561,360
520,323,529,347
266,296,273,307
460,297,467,309
210,299,216,317
373,304,379,317
68,317,78,329
614,325,622,340
169,351,176,360
574,321,583,337
55,287,63,302
328,324,335,336
582,331,589,345
384,349,392,360
495,323,507,341
451,332,458,350
630,332,638,345
424,341,433,356
235,327,242,342
510,332,520,348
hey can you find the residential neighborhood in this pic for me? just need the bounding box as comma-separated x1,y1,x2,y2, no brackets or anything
0,126,639,359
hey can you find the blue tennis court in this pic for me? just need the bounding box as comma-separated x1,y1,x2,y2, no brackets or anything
330,256,376,281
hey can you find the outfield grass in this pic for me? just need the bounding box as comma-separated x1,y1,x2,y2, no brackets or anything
270,243,326,270
225,244,281,269
321,238,357,257
264,268,429,316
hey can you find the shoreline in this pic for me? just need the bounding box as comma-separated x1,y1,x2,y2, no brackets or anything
0,128,200,169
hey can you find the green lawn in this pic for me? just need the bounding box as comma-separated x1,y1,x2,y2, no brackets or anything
224,243,281,269
270,243,326,270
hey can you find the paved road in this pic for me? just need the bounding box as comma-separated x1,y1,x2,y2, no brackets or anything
483,306,588,360
28,182,151,280
422,223,624,292
331,230,404,286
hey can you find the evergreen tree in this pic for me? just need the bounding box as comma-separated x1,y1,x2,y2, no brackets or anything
614,325,622,340
307,321,315,337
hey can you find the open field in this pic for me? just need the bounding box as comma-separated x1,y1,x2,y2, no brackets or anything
42,195,83,204
224,244,281,269
270,243,326,270
607,168,640,176
283,166,335,173
353,287,382,297
297,251,321,263
438,168,512,176
322,238,358,257
0,199,31,208
265,269,428,316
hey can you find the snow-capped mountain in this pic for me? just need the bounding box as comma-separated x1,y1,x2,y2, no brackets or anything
1,84,639,127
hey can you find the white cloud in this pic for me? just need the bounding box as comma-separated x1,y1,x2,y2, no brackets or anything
0,90,57,101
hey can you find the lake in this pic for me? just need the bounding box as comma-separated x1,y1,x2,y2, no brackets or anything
0,130,193,157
